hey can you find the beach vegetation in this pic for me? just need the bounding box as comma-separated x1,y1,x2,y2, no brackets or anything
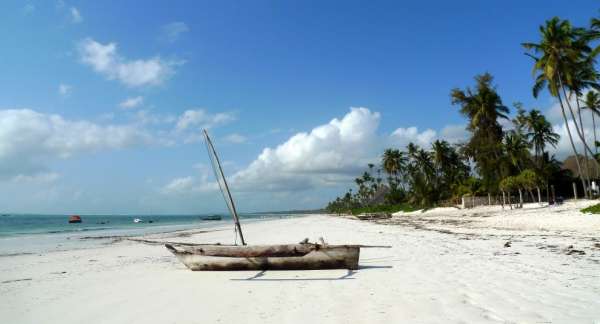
326,13,599,213
581,203,600,214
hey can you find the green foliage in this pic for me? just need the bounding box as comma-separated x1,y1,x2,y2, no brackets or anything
451,73,509,193
581,203,600,214
518,169,539,190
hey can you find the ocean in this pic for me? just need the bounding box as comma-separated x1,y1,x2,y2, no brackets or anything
0,213,298,256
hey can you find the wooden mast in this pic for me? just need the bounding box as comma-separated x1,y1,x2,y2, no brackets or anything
203,129,246,245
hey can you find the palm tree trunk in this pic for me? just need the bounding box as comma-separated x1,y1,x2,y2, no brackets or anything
575,95,598,196
561,89,600,196
556,90,587,195
593,110,598,155
561,90,590,198
537,186,542,205
518,189,523,208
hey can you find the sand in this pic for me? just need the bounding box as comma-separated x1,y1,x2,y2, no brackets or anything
1,202,600,323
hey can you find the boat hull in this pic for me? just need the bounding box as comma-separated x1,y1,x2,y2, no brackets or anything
166,244,360,271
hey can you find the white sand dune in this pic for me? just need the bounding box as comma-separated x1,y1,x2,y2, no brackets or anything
1,203,600,323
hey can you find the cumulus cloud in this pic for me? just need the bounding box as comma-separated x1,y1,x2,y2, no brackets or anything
159,22,189,43
58,83,72,97
119,96,144,109
228,107,381,191
0,109,154,179
223,133,247,144
70,7,82,23
78,38,180,87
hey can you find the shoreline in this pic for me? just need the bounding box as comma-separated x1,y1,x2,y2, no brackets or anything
1,208,599,323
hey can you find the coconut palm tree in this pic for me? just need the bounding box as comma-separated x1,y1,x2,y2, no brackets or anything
522,17,589,194
382,149,406,177
382,148,407,191
504,131,531,172
582,91,600,154
451,73,509,192
525,109,560,163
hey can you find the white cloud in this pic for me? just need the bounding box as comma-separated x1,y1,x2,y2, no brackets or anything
12,172,60,184
0,109,155,179
229,107,381,191
440,124,469,144
224,133,247,144
162,176,194,194
70,7,82,23
78,38,180,87
161,170,218,195
175,110,236,131
159,22,189,43
119,96,144,109
58,83,72,97
390,126,437,148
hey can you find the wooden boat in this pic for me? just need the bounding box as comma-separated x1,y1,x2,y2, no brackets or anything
68,215,82,223
165,129,369,271
200,215,222,221
165,242,360,270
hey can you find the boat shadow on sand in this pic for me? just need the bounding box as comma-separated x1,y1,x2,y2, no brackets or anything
230,265,392,281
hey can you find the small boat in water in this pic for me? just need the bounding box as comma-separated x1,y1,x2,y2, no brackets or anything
165,130,380,271
68,215,82,223
133,218,142,223
200,215,222,221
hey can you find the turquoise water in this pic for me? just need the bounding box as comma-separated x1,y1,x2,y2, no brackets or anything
0,213,297,255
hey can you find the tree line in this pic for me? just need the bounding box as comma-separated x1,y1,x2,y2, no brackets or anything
326,14,600,214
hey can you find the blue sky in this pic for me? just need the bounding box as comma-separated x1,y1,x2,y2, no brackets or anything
1,1,598,214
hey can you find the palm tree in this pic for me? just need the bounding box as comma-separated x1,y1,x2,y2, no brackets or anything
522,17,589,195
504,131,531,172
451,73,509,193
525,109,560,163
382,148,407,190
582,91,600,154
382,149,406,177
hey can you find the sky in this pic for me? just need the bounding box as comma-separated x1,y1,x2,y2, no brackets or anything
1,1,599,214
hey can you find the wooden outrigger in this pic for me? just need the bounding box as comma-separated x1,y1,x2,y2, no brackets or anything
165,129,376,271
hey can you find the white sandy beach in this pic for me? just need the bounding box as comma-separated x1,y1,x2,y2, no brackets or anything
2,201,600,324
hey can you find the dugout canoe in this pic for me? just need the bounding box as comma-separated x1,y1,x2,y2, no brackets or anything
165,243,360,271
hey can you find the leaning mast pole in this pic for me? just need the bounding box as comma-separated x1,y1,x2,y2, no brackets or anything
203,129,246,245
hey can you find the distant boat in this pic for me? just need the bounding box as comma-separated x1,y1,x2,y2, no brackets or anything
133,218,142,223
200,215,222,221
68,215,82,223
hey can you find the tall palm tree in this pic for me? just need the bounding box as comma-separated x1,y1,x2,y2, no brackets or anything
451,73,509,192
382,148,406,188
522,17,589,194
